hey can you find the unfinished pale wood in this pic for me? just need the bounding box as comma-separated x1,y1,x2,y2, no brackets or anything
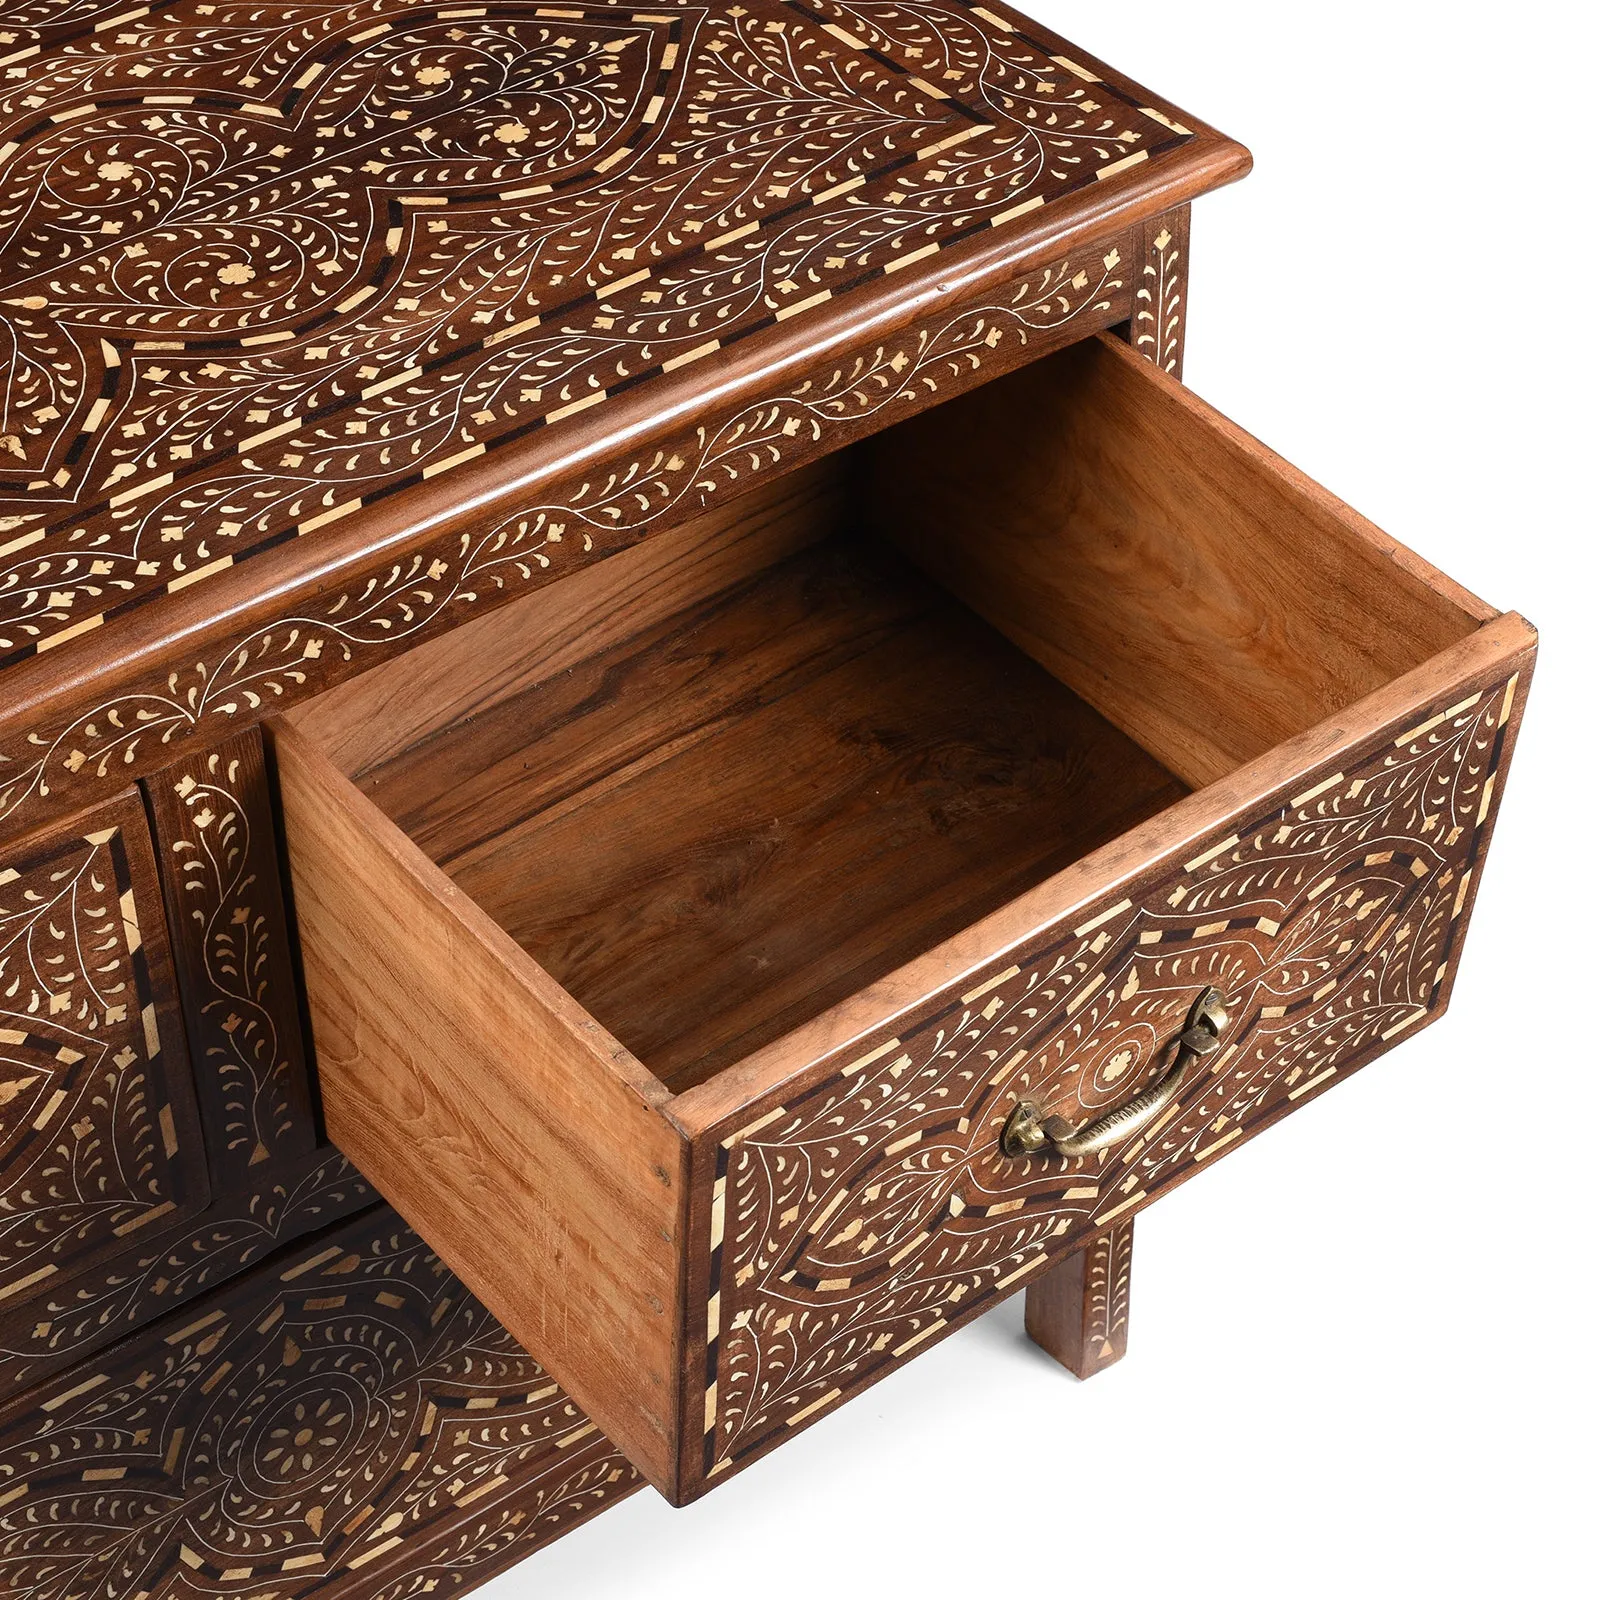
865,333,1494,789
286,460,848,780
271,720,687,1496
350,537,1184,1093
1025,1222,1134,1379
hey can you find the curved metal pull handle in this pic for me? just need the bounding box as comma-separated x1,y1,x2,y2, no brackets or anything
1002,988,1229,1160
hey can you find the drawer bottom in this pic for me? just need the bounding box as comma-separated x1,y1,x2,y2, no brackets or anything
353,533,1188,1093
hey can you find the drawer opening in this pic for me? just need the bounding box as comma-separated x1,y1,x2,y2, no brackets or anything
286,518,1188,1095
282,334,1491,1103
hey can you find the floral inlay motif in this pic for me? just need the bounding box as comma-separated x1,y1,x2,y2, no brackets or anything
0,0,1192,662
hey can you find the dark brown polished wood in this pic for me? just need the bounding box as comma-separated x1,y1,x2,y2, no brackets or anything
0,0,1248,841
0,730,374,1398
0,793,209,1328
1025,1221,1135,1379
0,1202,641,1600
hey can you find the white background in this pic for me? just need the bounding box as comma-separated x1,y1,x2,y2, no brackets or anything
493,6,1597,1596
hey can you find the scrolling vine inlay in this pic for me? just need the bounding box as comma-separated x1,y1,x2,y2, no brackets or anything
0,232,1139,827
0,0,1193,663
0,793,207,1319
2,741,372,1396
145,731,319,1180
695,671,1525,1487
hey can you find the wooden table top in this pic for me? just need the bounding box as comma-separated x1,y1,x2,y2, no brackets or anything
0,0,1246,833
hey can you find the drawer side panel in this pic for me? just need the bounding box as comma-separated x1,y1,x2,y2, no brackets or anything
272,723,687,1496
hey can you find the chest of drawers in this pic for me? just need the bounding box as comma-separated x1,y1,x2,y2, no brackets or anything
0,0,1533,1592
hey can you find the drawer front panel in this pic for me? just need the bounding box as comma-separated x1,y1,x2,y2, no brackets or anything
692,664,1529,1490
0,793,209,1317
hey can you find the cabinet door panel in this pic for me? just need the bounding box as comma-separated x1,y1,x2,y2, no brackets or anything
0,739,374,1397
0,792,209,1316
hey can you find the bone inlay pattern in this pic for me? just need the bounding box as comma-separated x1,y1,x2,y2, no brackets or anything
0,1205,641,1600
697,673,1523,1484
1134,208,1186,376
146,731,319,1183
1082,1220,1132,1370
2,744,373,1398
0,228,1138,828
0,0,1192,665
0,793,207,1321
0,1148,373,1396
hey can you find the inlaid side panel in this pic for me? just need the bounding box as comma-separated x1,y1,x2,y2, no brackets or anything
1,745,373,1398
0,792,208,1319
145,729,318,1183
0,1204,641,1600
687,659,1532,1495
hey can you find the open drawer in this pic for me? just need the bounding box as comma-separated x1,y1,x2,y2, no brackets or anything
271,334,1534,1504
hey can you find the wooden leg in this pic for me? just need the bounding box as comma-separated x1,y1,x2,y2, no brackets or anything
1024,1220,1134,1379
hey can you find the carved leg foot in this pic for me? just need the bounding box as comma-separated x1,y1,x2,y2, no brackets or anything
1024,1219,1134,1379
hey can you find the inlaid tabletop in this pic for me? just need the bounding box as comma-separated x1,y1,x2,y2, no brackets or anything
0,1,1245,833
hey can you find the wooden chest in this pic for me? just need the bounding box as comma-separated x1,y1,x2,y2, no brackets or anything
0,0,1533,1590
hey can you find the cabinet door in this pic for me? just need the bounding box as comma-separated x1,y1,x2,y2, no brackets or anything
0,738,373,1397
0,792,209,1317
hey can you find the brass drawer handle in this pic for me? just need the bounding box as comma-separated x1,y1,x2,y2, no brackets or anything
1002,987,1229,1159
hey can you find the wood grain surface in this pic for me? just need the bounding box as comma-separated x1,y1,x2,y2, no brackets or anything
268,311,1535,1502
273,720,688,1496
1026,1221,1135,1378
354,536,1186,1093
867,333,1494,787
288,460,851,782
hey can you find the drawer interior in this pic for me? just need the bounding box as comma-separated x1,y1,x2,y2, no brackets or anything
285,334,1489,1101
290,521,1186,1094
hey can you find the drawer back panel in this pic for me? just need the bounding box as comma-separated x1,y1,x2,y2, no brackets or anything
864,335,1492,788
